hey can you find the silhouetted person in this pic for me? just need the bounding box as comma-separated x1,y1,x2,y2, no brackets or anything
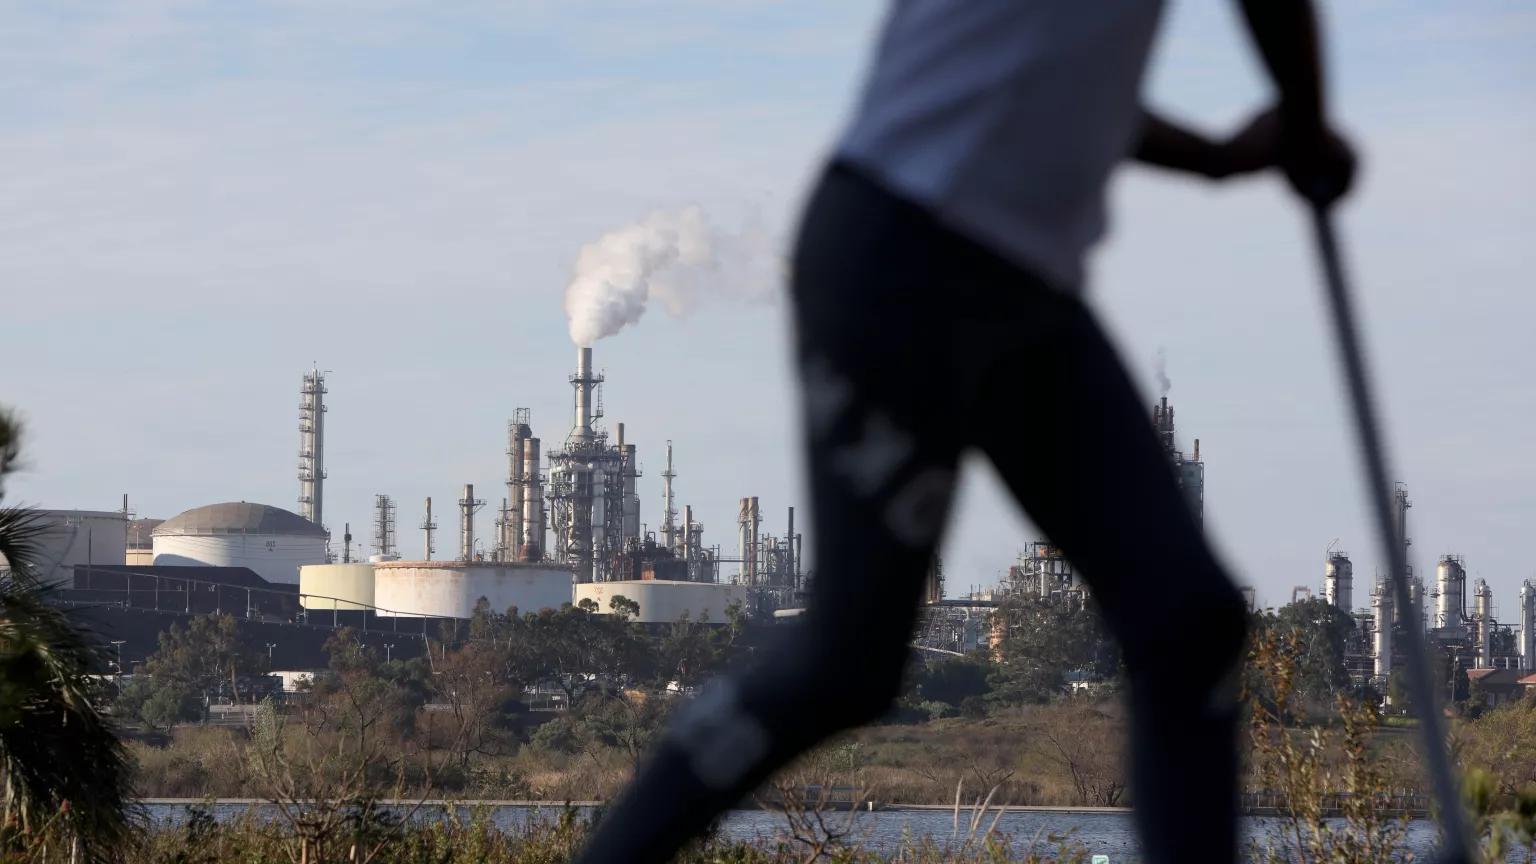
577,2,1353,862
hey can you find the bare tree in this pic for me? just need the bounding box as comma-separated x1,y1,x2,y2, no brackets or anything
1030,703,1128,807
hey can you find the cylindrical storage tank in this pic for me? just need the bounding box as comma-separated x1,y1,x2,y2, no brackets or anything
152,502,326,585
373,560,573,619
300,563,375,610
28,510,129,583
1435,557,1466,634
1324,554,1353,612
573,580,750,625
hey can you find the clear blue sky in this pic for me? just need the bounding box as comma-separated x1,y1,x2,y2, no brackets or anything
4,1,1532,613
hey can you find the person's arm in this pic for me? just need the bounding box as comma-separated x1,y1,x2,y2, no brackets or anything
1234,0,1355,204
1235,0,1326,136
1134,109,1279,180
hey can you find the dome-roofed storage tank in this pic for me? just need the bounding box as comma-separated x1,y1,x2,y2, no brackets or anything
152,502,327,585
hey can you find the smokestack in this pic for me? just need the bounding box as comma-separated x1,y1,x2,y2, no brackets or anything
422,497,436,561
787,506,795,582
749,496,760,586
521,438,543,561
682,504,693,562
738,498,751,584
570,346,596,445
459,484,484,562
662,441,677,552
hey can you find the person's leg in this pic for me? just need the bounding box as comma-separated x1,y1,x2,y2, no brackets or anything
970,290,1247,864
573,164,964,864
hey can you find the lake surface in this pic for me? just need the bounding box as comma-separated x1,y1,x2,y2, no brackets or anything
141,802,1513,862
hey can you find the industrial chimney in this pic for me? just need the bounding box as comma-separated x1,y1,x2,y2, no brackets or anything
569,347,601,446
459,484,484,562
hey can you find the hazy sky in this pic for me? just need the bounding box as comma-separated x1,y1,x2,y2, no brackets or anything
4,2,1532,614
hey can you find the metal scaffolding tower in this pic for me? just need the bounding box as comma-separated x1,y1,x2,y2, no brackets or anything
373,494,396,558
298,366,328,529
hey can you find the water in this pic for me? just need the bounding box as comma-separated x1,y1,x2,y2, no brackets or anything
139,802,1493,862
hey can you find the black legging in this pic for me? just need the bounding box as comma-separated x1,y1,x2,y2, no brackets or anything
575,163,1250,864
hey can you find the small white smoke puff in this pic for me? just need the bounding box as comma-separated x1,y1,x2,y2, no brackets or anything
563,206,778,346
1154,348,1172,397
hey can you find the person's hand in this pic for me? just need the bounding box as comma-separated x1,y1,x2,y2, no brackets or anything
1213,106,1357,208
1276,107,1356,208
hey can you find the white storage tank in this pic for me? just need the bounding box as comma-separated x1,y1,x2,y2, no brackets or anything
299,563,375,611
152,502,327,585
24,509,128,583
574,580,750,625
373,560,573,619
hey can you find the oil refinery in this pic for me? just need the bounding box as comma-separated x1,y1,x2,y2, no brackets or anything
30,340,804,669
25,342,1536,706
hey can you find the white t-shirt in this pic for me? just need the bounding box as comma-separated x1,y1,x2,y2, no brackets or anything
837,0,1166,290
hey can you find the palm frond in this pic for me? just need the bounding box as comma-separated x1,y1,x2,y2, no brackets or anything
0,409,138,861
0,573,140,860
0,506,47,581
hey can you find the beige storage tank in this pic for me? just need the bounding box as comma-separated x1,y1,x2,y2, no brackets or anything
300,563,375,611
373,560,573,619
573,580,750,625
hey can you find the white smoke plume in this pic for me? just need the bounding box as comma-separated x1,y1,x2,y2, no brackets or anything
1154,348,1172,396
563,206,779,346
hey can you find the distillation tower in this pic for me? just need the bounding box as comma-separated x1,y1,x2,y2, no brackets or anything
547,347,641,582
1324,548,1354,612
372,494,397,559
298,367,328,533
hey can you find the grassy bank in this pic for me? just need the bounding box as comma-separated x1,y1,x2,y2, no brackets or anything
126,703,1131,808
